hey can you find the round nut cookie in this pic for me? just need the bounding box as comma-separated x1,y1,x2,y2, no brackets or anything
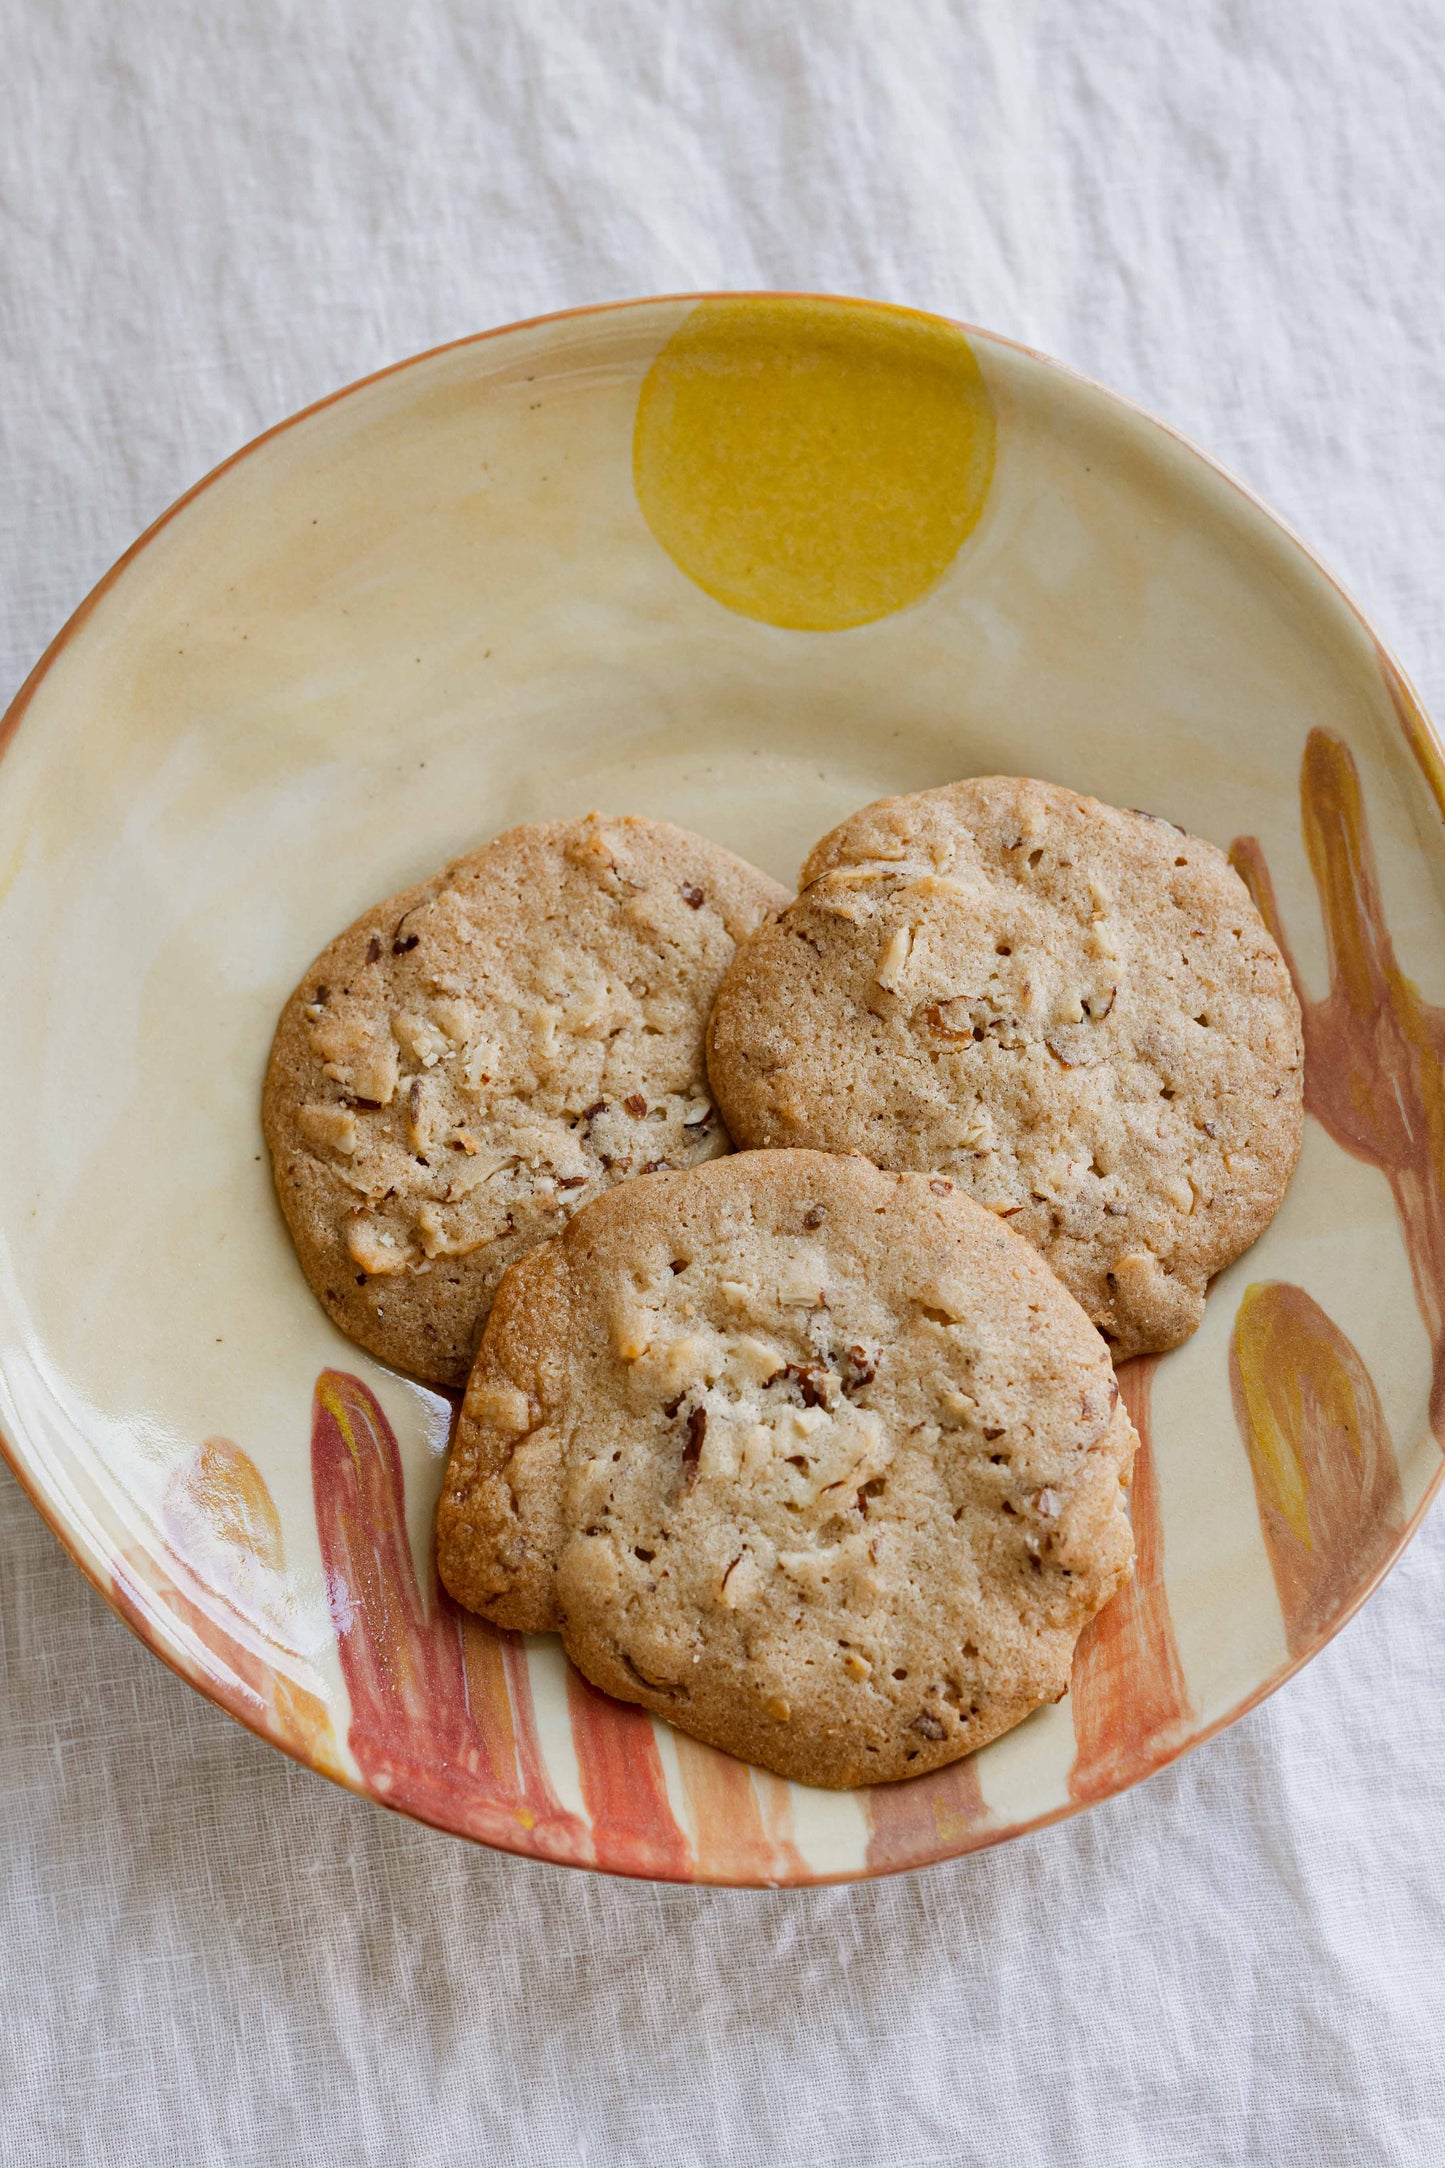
436,1149,1137,1789
263,815,787,1387
706,777,1304,1359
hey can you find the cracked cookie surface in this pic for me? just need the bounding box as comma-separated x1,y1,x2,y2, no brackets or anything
263,815,787,1386
436,1150,1137,1788
706,777,1304,1359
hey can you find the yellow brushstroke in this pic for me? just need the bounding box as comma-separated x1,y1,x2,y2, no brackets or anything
166,1435,342,1771
1231,1290,1318,1549
1229,1281,1403,1655
633,297,995,631
180,1435,288,1570
315,1370,366,1472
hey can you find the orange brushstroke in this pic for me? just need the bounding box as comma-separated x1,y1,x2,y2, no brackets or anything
112,1435,342,1773
753,1765,806,1868
1068,1358,1193,1803
670,1733,809,1884
310,1369,589,1861
1230,1282,1404,1654
1232,728,1445,1435
564,1667,694,1881
864,1748,991,1873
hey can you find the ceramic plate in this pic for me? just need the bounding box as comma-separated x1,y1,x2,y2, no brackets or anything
3,294,1443,1886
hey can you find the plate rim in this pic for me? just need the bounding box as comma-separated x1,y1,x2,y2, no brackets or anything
3,288,1443,1886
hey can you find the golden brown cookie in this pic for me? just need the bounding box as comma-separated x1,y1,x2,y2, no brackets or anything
263,815,787,1386
436,1150,1136,1788
706,778,1303,1358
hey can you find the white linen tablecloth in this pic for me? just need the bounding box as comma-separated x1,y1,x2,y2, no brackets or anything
4,3,1444,2160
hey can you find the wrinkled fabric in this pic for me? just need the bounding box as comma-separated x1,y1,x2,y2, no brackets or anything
3,2,1445,2161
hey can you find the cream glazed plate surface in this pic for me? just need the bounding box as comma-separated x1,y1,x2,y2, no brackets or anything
2,293,1443,1885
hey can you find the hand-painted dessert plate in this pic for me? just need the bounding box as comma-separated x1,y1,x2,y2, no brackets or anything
2,294,1443,1885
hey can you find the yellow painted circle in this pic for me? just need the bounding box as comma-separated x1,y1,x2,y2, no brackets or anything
633,296,996,632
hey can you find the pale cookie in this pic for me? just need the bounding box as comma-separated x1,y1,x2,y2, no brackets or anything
436,1150,1137,1789
706,777,1303,1359
263,815,787,1387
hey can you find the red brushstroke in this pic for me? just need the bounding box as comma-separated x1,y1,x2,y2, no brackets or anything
310,1369,589,1862
1068,1358,1194,1803
564,1667,694,1881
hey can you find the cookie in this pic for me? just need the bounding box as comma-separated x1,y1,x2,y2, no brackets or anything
706,777,1303,1359
436,1149,1137,1789
263,815,788,1387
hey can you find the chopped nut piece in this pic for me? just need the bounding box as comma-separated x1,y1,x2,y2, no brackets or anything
843,1650,872,1681
919,1280,969,1322
613,1313,653,1363
640,1334,712,1394
414,1203,489,1259
717,1550,762,1610
924,1001,972,1042
406,1076,436,1151
680,1405,707,1488
460,1041,503,1095
697,1419,741,1484
778,1359,831,1408
777,1258,826,1306
467,1382,535,1434
562,981,615,1036
348,1043,399,1105
298,1104,359,1156
874,923,912,991
898,874,977,902
313,1015,401,1106
430,997,477,1045
346,1217,411,1274
764,1695,792,1723
727,1334,788,1387
812,888,869,923
563,819,618,868
840,1346,877,1396
441,1146,514,1197
817,856,908,887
